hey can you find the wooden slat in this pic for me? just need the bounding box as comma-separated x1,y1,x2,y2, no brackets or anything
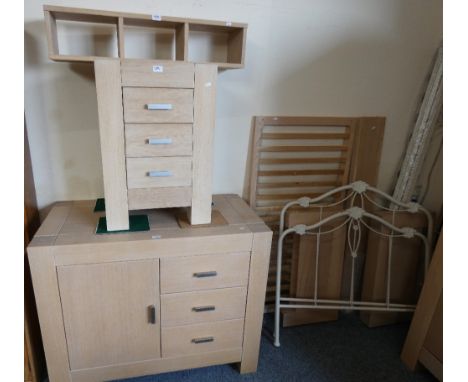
258,169,343,176
259,145,348,152
256,193,323,201
259,157,345,165
260,116,355,126
261,133,350,140
257,181,339,189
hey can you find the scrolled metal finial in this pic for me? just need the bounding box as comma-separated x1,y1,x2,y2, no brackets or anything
351,181,368,194
348,206,364,220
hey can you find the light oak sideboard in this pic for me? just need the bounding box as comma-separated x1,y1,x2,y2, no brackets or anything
27,195,271,382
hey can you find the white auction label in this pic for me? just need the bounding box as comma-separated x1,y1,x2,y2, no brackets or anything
151,14,162,21
152,65,164,73
226,21,232,26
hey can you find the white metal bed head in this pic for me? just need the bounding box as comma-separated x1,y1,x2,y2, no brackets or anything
274,181,432,347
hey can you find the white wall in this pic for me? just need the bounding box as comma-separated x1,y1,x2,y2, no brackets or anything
24,0,442,215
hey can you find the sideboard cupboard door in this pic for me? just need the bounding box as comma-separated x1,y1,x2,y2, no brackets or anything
57,260,161,370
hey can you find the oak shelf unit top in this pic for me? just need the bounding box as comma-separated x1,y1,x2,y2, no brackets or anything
44,5,247,69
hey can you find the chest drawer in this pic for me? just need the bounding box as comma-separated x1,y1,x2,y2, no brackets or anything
126,157,192,189
161,319,244,358
161,287,247,327
123,88,194,124
125,124,192,157
160,252,250,294
121,60,195,88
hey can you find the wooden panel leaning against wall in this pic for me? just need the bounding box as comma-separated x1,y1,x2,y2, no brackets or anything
242,116,386,318
401,230,443,381
24,121,46,382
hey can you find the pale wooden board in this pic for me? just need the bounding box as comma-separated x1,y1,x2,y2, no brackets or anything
70,349,242,382
190,64,217,224
27,248,71,381
360,211,427,327
161,287,247,326
121,60,194,88
282,208,346,327
401,232,443,370
58,260,160,370
128,187,192,210
122,88,194,124
177,209,227,228
239,228,272,373
94,59,129,231
125,124,193,157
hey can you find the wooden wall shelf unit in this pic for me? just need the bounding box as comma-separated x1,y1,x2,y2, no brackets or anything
44,5,247,69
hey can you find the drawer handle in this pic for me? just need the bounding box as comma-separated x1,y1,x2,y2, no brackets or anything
148,305,156,324
191,337,214,344
148,170,172,177
148,138,172,145
193,271,217,278
146,103,172,110
192,305,216,312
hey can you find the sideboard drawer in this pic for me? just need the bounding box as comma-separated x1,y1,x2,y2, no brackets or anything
126,157,192,189
125,124,192,158
161,319,244,358
121,60,195,88
123,88,194,124
161,287,247,327
160,252,250,293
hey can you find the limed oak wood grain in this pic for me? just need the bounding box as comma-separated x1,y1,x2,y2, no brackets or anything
58,260,161,370
94,59,129,231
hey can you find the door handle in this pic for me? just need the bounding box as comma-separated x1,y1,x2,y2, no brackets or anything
193,271,217,278
192,305,216,312
191,337,214,344
146,103,172,110
148,170,172,177
148,305,156,324
148,138,172,145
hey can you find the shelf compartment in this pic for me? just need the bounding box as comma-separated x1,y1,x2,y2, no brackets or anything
122,18,187,61
45,10,119,61
188,23,246,66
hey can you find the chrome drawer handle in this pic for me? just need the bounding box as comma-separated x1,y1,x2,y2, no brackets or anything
193,271,217,278
146,103,172,110
148,305,156,324
192,305,216,312
191,337,214,344
148,138,172,145
148,170,172,177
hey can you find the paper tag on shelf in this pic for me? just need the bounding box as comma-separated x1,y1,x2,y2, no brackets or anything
226,21,232,26
152,14,162,21
152,65,164,73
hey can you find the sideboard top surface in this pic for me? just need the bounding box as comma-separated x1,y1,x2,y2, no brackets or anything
28,195,268,252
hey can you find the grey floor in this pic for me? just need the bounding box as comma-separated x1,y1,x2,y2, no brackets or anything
115,313,436,382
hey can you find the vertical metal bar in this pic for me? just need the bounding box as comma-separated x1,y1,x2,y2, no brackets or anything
386,211,395,307
274,232,286,347
313,207,323,304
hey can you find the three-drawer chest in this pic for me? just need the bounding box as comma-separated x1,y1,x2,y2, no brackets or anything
95,59,217,231
28,194,272,382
